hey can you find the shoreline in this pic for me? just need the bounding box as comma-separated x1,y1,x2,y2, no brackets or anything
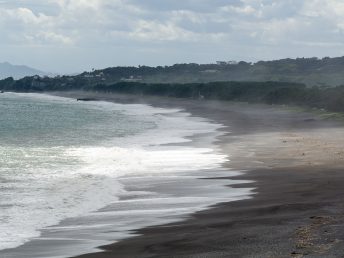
0,92,254,258
52,91,344,257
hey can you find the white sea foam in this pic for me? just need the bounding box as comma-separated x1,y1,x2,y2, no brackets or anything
0,93,234,252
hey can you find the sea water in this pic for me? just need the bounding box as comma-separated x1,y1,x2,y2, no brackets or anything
0,93,253,258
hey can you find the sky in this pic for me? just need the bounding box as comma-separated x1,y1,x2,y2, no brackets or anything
1,0,344,74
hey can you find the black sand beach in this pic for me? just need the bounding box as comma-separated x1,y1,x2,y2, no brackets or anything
52,91,344,258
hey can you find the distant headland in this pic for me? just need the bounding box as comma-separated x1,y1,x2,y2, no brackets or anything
2,56,344,113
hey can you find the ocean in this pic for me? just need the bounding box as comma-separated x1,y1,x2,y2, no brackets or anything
0,93,253,257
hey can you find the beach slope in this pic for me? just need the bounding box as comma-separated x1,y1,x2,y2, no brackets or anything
55,92,344,258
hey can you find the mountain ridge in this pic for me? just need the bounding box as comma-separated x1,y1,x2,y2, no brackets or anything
0,62,49,80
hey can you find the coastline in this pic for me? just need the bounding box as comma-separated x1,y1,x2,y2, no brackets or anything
0,91,255,258
52,91,344,257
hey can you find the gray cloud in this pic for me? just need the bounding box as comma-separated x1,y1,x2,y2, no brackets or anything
128,0,241,12
0,0,343,73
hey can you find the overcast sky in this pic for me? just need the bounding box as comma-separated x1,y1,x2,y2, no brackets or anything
1,0,344,74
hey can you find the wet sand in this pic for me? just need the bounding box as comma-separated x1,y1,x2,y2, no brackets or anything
53,91,344,258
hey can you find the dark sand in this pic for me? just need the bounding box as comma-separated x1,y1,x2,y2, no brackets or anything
53,91,344,258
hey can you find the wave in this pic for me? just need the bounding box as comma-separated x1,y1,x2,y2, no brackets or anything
0,93,233,253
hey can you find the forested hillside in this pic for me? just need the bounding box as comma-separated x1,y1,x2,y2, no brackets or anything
82,56,344,86
3,56,344,113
